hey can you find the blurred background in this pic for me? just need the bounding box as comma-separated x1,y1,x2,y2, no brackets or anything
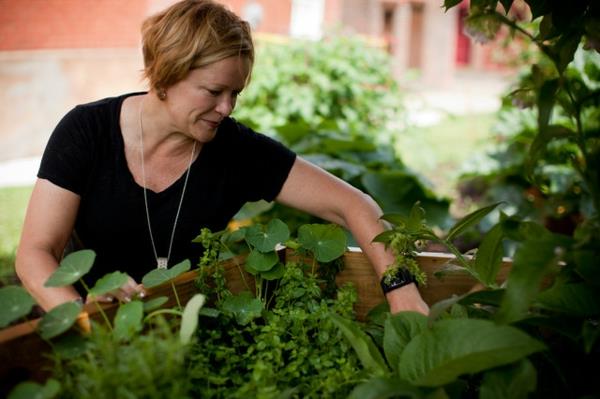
0,0,525,280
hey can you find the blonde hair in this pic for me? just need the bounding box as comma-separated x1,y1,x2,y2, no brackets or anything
141,0,254,91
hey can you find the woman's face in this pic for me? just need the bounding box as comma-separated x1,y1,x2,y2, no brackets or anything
163,56,250,142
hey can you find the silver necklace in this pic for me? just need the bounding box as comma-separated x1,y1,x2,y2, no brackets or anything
139,97,196,269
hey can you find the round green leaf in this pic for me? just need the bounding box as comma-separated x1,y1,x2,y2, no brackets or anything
246,249,279,272
88,271,128,297
8,378,60,399
221,291,263,325
0,286,36,328
245,219,290,252
180,293,206,344
168,259,191,279
261,263,285,280
44,249,96,287
399,319,546,387
298,224,347,262
113,300,144,341
143,296,169,312
38,301,82,340
52,332,90,359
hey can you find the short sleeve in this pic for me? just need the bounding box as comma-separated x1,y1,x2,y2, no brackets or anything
228,120,297,202
37,106,94,195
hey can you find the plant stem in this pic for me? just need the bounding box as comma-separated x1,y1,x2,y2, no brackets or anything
171,281,182,310
80,279,112,331
143,308,183,324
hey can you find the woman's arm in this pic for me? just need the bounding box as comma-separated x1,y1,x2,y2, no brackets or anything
16,179,82,311
275,157,429,314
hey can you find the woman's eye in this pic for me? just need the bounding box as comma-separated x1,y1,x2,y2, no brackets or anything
207,89,221,96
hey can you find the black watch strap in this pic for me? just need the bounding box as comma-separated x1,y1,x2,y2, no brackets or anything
380,268,417,294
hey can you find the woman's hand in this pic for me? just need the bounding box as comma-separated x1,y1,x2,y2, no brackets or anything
85,275,146,304
385,283,429,315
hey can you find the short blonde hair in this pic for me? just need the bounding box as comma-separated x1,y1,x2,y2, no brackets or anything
141,0,254,91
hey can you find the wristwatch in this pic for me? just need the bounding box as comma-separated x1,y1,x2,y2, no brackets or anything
380,268,417,294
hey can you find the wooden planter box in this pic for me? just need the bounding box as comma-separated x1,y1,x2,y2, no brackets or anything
0,249,511,395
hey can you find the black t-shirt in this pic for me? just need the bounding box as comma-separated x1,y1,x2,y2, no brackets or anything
38,92,296,286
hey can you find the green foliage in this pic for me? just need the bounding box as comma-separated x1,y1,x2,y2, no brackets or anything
141,259,191,288
235,35,403,140
44,250,95,287
38,301,82,340
0,286,35,328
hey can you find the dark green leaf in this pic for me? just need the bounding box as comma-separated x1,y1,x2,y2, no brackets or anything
535,282,600,317
495,235,564,324
383,312,428,372
443,0,463,12
348,376,422,399
38,301,82,340
582,319,600,354
245,219,290,252
221,291,263,325
169,259,191,279
536,80,559,131
180,293,206,344
428,295,465,322
52,332,90,359
44,249,96,287
7,378,60,399
261,263,285,280
399,319,546,387
479,359,537,399
298,224,347,262
141,268,172,289
406,202,426,232
446,202,501,242
330,312,388,375
473,223,505,286
88,271,128,297
527,124,575,176
246,249,279,272
0,286,36,328
113,300,143,341
458,289,505,307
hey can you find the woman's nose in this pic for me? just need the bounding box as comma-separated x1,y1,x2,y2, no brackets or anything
215,95,234,116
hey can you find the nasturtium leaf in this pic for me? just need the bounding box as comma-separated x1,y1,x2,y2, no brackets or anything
169,259,191,279
330,312,388,375
261,263,285,280
141,268,172,288
244,262,259,276
143,296,169,312
52,332,90,359
221,291,263,325
383,312,428,373
38,301,82,340
398,319,546,387
298,224,347,262
0,286,36,328
348,376,422,399
44,249,96,287
180,293,206,344
88,271,128,297
246,249,278,272
446,202,501,242
245,218,289,252
8,378,60,399
479,359,537,399
113,300,143,341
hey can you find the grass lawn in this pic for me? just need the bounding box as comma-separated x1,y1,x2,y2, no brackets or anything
395,112,496,201
0,185,33,284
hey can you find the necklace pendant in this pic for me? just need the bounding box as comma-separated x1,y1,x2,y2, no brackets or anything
157,257,168,269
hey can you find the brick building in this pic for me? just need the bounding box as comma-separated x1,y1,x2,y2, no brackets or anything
0,0,500,160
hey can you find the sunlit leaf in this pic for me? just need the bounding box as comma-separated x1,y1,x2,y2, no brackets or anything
180,294,206,344
38,301,82,339
399,319,546,387
88,271,128,297
44,249,96,287
330,312,388,375
298,224,347,262
113,301,143,341
0,286,36,328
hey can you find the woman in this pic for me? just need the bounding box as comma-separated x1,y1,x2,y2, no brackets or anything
16,0,428,315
